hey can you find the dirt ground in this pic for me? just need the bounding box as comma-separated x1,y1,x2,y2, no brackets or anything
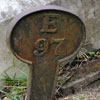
60,79,100,100
0,75,100,100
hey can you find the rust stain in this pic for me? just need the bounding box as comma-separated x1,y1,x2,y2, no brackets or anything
53,66,56,71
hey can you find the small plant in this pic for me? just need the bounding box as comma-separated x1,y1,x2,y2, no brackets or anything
0,71,27,100
0,59,28,100
1,73,27,99
88,51,95,55
80,95,85,99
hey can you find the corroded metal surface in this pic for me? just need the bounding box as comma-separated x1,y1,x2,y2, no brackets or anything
8,5,86,100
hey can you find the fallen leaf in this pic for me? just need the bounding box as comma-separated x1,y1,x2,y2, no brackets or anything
60,97,68,100
3,97,9,100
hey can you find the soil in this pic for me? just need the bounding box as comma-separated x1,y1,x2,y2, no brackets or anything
56,49,100,100
61,79,100,100
1,80,100,100
1,49,100,100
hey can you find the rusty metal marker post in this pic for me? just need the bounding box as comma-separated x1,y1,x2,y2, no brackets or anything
7,5,86,100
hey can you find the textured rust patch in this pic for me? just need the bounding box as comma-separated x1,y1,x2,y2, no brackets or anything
10,11,85,62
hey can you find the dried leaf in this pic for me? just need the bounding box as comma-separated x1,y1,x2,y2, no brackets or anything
3,97,9,100
60,96,68,100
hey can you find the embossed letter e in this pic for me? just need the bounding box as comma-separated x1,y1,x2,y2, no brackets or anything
41,14,59,33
